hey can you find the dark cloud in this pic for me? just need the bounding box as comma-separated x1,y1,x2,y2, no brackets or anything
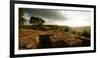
19,8,91,26
22,8,68,21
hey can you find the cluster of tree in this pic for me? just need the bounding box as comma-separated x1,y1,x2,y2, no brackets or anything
19,8,45,30
30,16,45,28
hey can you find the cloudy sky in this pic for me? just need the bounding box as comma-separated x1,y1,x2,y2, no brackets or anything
20,8,91,27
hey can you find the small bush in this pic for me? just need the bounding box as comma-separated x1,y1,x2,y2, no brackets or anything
64,26,70,32
81,28,90,38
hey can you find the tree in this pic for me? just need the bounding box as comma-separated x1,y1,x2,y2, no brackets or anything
64,26,70,32
19,8,25,29
81,28,90,38
29,16,45,30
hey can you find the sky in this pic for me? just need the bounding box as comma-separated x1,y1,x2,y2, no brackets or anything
20,8,91,27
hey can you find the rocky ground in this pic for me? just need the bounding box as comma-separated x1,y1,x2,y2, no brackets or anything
19,29,90,50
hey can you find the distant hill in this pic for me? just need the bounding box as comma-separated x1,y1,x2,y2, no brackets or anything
71,26,90,32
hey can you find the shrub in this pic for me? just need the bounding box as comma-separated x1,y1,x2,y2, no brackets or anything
81,28,90,38
64,27,70,32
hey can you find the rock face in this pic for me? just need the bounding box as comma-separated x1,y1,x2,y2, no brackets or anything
38,35,53,48
37,34,83,48
19,30,90,49
77,36,90,46
65,38,82,47
51,33,83,47
19,36,39,49
53,40,69,48
19,30,40,49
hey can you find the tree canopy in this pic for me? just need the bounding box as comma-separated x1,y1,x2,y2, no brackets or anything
30,16,45,26
29,16,45,30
